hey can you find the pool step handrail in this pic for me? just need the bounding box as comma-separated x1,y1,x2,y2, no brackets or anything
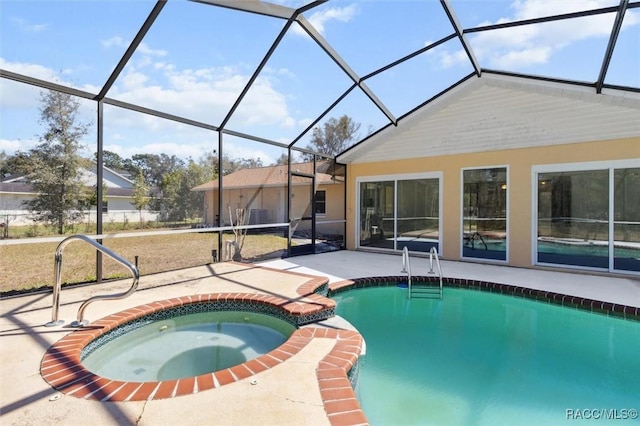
45,234,139,328
403,246,443,299
401,246,412,298
427,246,443,299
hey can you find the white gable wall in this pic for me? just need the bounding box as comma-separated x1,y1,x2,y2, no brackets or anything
338,74,640,164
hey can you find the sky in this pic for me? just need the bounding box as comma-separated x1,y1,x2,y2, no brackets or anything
1,0,638,165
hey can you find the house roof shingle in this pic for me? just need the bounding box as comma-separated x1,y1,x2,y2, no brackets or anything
192,162,341,192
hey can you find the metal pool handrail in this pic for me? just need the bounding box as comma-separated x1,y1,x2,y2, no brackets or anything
46,234,139,327
401,246,412,297
428,246,443,299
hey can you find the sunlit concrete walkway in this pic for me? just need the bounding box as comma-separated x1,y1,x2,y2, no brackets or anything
1,252,639,426
261,250,640,308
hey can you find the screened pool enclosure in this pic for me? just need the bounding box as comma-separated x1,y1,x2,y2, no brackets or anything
1,0,639,288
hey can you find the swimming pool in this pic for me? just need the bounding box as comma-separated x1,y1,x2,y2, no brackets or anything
82,311,295,382
333,285,640,425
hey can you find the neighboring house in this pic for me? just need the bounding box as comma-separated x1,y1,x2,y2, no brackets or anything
191,161,345,236
0,164,159,226
337,73,640,274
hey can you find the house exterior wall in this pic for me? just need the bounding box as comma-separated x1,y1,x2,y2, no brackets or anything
345,137,639,269
0,194,158,226
0,165,158,227
204,187,284,226
317,184,345,236
202,183,345,234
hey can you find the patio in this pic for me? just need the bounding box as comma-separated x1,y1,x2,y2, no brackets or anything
1,251,639,425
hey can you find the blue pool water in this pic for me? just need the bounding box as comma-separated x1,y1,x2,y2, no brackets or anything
82,311,295,381
333,286,640,426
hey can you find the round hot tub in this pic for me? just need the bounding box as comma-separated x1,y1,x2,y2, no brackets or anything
82,310,295,382
40,294,310,401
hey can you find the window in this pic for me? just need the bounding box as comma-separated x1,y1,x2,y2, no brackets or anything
315,190,326,215
102,201,108,214
462,167,508,261
614,167,640,272
537,169,609,268
534,161,639,274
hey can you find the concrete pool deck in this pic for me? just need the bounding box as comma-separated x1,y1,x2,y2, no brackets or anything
2,251,639,425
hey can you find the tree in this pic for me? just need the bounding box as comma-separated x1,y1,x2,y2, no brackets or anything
274,153,289,166
155,159,209,221
199,150,262,176
0,151,7,177
125,153,184,187
236,157,263,169
19,90,90,234
306,115,361,157
0,151,30,178
83,180,108,216
95,150,125,171
157,170,182,221
178,160,209,220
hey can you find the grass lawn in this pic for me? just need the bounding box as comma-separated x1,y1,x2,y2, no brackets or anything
0,232,289,295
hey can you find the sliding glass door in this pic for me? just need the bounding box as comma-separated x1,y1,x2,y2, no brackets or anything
396,179,439,252
534,162,639,274
537,169,609,268
358,174,441,253
359,181,394,249
614,167,640,272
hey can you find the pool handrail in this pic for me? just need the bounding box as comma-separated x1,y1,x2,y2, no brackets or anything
46,234,140,327
428,246,444,299
401,246,412,298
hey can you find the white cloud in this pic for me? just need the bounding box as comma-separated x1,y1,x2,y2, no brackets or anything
308,4,357,34
101,36,126,49
0,138,38,153
0,58,57,83
297,118,314,129
438,49,469,69
490,46,553,69
437,0,639,70
11,17,47,33
101,37,167,57
106,58,298,131
293,4,357,36
120,71,149,90
136,43,168,58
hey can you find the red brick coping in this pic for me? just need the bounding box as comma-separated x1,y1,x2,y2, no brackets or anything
41,290,368,425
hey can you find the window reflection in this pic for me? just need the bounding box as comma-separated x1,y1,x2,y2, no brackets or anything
614,168,640,272
359,177,439,252
462,168,507,261
537,170,609,268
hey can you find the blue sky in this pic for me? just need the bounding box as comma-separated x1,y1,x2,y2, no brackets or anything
1,0,638,165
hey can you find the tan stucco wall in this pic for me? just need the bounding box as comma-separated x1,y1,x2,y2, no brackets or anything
202,183,345,234
345,137,640,268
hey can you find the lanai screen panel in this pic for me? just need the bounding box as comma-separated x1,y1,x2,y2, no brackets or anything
0,1,151,90
606,13,640,88
223,25,354,146
463,14,616,82
316,1,455,76
364,38,475,119
105,1,281,127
